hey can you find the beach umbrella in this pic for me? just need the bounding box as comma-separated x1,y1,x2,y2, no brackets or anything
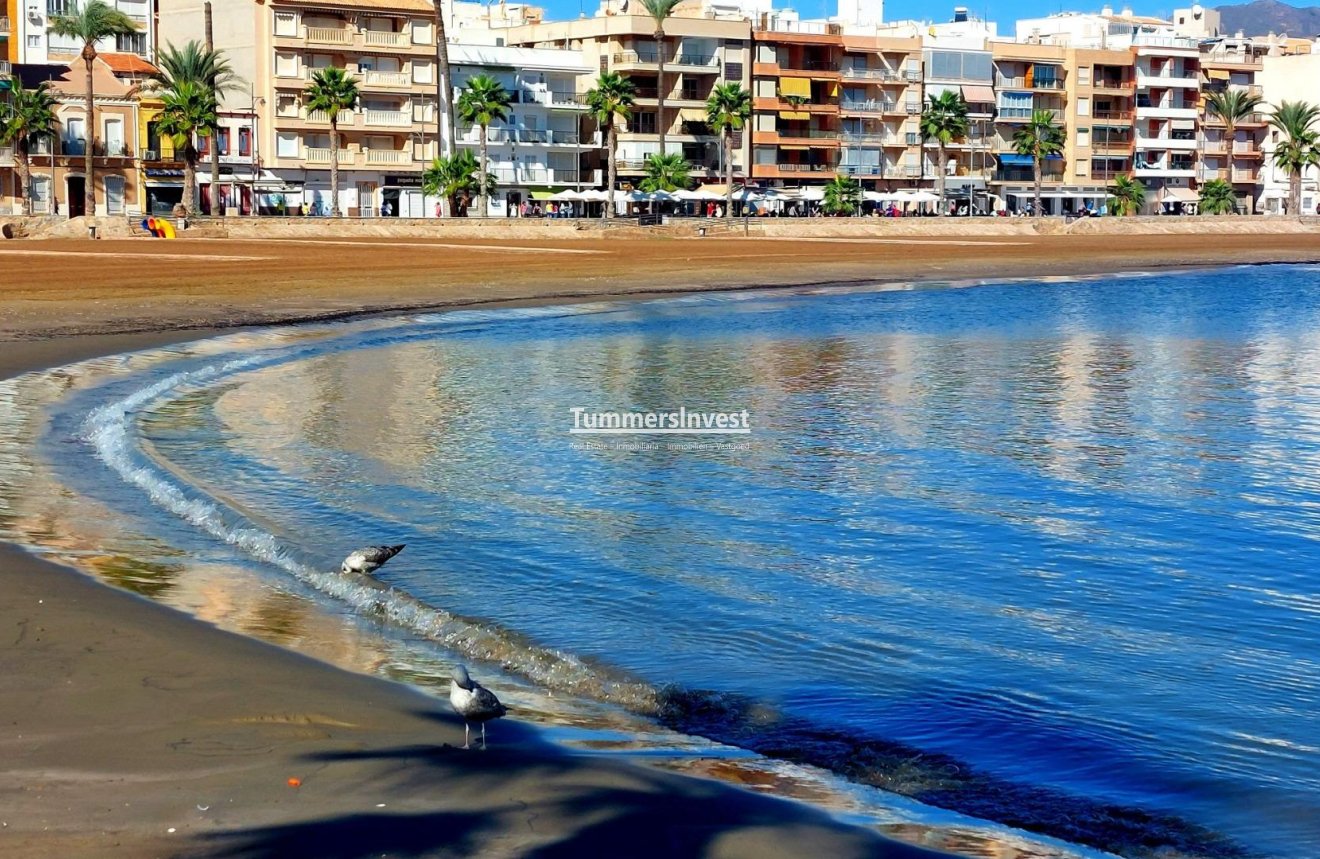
578,189,611,202
549,189,583,201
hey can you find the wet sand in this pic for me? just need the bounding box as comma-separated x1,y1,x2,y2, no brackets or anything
4,232,1320,858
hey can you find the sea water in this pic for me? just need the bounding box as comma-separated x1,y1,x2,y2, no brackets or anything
5,266,1320,859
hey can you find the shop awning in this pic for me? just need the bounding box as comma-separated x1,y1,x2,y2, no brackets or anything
998,154,1034,165
778,144,810,151
1157,186,1198,203
961,84,996,103
1008,189,1108,199
779,77,811,98
779,110,810,120
1207,69,1231,80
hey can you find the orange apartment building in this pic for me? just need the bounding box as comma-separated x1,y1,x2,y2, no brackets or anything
1198,43,1267,210
751,19,923,189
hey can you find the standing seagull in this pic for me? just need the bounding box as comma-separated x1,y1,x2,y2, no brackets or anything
341,544,406,575
449,665,507,749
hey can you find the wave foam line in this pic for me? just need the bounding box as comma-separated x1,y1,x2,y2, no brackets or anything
81,359,659,712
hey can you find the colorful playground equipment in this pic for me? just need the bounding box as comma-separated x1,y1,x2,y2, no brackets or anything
141,217,178,239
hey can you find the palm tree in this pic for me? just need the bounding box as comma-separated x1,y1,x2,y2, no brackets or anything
705,82,751,221
1205,88,1263,174
823,175,862,215
48,0,137,217
150,40,241,216
305,67,359,217
1013,110,1066,217
1198,178,1238,215
920,90,969,217
639,0,681,158
154,80,218,217
456,74,511,218
423,149,488,216
1269,100,1320,216
639,152,691,192
0,80,58,216
586,72,637,219
1108,174,1145,216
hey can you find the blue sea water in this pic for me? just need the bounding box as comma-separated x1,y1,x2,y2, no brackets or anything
24,266,1320,858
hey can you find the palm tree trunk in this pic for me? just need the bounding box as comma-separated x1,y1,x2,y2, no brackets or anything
329,120,339,217
936,142,947,217
478,123,489,218
724,130,733,222
18,150,31,217
206,0,223,220
655,28,667,159
1033,155,1042,218
1292,170,1302,218
605,123,617,219
433,0,455,219
183,152,196,216
84,55,96,218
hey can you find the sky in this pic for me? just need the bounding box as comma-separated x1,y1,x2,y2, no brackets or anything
531,0,1315,33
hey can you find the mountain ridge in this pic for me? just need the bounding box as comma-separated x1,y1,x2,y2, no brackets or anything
1213,0,1320,37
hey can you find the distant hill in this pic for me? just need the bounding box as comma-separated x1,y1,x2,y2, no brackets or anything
1213,0,1320,36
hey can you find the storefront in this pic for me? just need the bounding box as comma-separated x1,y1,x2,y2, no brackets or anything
381,174,426,218
143,168,185,216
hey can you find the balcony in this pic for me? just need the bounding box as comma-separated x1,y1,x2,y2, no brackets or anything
364,30,409,48
1202,140,1228,155
611,50,718,71
1134,164,1196,178
1091,139,1134,154
0,17,9,37
459,128,597,146
1135,135,1198,151
841,67,902,82
364,149,412,165
1198,166,1228,181
519,89,588,109
1137,73,1199,89
95,141,130,157
306,26,352,45
996,75,1064,91
1091,78,1134,93
1231,168,1257,182
306,109,355,126
755,97,838,114
1204,111,1267,127
1233,140,1261,156
1201,52,1262,68
0,60,12,80
1091,110,1133,124
304,147,355,165
840,98,901,115
1136,103,1199,120
364,71,412,88
362,109,411,127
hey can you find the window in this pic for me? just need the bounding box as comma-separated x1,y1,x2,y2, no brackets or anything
276,94,299,117
724,62,743,80
1077,66,1090,85
198,134,209,155
413,61,434,84
1076,97,1090,117
116,32,147,54
27,35,40,49
217,128,231,156
275,52,300,78
276,132,298,158
1075,159,1088,177
632,112,658,134
1077,128,1090,147
239,127,252,157
411,20,432,44
274,11,298,37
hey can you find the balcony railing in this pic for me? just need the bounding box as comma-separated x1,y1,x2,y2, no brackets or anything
841,68,901,81
0,60,14,79
365,71,411,88
0,18,9,36
306,26,352,45
304,147,354,164
1092,110,1134,122
364,30,409,47
774,162,836,171
779,129,839,139
519,89,587,108
365,149,412,165
612,50,716,68
63,138,86,156
1092,78,1133,90
840,99,897,113
996,76,1063,90
96,141,129,157
363,109,411,127
460,127,592,145
306,109,355,125
1231,168,1256,182
1201,52,1263,68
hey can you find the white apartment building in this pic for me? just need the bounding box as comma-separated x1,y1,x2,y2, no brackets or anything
15,0,153,65
1258,51,1320,215
449,43,596,215
1016,7,1202,212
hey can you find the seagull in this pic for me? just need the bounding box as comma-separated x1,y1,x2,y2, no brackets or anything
341,544,406,575
449,665,508,750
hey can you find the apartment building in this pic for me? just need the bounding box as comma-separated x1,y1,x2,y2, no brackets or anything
1258,50,1320,215
750,16,843,184
990,41,1066,211
15,0,153,65
922,44,994,205
1198,35,1269,212
1,6,12,209
506,13,752,187
449,43,597,215
837,35,923,186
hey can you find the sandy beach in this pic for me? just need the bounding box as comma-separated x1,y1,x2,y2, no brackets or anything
4,230,1320,858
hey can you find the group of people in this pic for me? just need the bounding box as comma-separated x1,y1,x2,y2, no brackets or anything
508,200,579,218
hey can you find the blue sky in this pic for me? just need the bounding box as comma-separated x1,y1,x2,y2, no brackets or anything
533,0,1313,32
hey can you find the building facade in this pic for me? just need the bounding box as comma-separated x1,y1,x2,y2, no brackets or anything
507,13,753,189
